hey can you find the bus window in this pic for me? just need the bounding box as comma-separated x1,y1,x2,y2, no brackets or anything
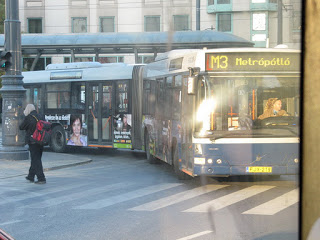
34,87,42,111
166,76,173,87
142,80,155,115
116,82,129,113
46,83,71,109
71,83,85,110
25,88,31,106
195,76,300,137
155,78,165,119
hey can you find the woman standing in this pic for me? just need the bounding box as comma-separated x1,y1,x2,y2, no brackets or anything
19,104,46,184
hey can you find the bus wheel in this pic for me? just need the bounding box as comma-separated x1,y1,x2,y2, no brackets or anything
145,131,157,164
50,125,67,153
173,145,190,180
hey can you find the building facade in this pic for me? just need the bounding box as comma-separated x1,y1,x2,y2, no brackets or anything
18,0,301,68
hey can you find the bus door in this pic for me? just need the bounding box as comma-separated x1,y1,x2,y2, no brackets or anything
87,83,113,145
181,76,195,173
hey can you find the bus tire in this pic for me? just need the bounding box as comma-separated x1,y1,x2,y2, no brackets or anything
145,131,157,164
50,125,67,153
173,145,190,180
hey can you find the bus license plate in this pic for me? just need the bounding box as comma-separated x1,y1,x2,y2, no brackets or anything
246,167,272,173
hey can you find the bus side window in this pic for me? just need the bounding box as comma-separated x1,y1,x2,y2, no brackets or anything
155,78,165,119
46,83,71,109
71,83,85,110
25,87,31,106
34,87,42,111
143,80,151,115
172,75,182,120
116,82,129,113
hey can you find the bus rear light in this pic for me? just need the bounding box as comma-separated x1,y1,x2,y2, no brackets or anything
194,157,206,165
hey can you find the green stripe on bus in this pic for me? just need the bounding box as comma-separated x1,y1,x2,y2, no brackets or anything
113,143,132,149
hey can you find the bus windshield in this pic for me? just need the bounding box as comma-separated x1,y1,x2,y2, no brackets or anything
195,75,300,138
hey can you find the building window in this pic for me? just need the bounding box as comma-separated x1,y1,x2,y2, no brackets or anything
99,56,124,63
217,13,232,32
138,55,154,64
28,18,42,33
208,0,214,5
217,0,230,3
23,57,51,71
100,17,115,32
173,15,189,31
64,57,93,63
145,16,161,32
72,17,87,33
252,13,266,31
293,11,301,30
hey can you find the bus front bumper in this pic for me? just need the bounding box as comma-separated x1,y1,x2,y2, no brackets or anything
193,164,299,176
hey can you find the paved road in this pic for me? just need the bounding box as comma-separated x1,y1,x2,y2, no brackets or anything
0,148,299,240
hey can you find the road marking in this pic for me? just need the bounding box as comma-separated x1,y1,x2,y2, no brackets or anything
129,184,229,211
74,183,183,210
242,188,299,215
183,185,275,213
0,220,23,226
176,230,213,240
26,182,134,208
0,183,88,205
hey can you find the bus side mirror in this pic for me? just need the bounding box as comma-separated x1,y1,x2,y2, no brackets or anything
187,76,197,95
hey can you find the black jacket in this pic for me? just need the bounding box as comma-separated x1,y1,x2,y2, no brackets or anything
19,110,44,144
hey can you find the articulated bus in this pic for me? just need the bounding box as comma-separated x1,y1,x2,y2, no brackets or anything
141,48,300,179
22,62,145,152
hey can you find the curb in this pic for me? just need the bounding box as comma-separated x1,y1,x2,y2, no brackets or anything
43,159,93,171
0,159,93,179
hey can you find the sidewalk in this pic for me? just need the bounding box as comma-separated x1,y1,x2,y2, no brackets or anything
0,124,92,179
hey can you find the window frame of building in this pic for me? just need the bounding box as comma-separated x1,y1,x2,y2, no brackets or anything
144,15,161,32
72,17,87,33
27,18,43,33
208,0,214,5
217,0,230,4
173,15,190,31
217,13,232,33
100,17,115,33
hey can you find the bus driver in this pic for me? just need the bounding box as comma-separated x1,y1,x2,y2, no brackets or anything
258,98,289,120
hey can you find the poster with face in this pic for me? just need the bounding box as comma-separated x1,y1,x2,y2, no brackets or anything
45,113,88,147
113,114,132,146
67,114,87,146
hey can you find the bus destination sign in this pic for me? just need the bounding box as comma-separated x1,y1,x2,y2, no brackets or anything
205,52,300,72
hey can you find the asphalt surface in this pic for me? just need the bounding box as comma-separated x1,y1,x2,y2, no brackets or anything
0,124,92,179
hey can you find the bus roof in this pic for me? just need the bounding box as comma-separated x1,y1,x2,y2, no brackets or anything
22,62,136,84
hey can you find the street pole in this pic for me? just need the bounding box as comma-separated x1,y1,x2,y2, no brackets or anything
0,0,29,160
277,0,283,45
196,0,200,31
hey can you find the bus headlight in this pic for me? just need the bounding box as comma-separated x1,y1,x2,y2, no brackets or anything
194,157,206,165
207,159,213,164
